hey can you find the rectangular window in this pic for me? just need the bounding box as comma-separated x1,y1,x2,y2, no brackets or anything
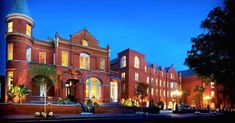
26,24,32,37
121,72,125,79
100,58,105,71
156,79,158,86
170,82,174,89
144,66,147,72
211,91,215,97
170,73,175,79
161,71,164,77
146,77,149,84
8,71,13,90
26,47,31,62
8,21,13,32
159,80,162,87
8,44,13,60
164,81,166,88
135,72,139,81
151,88,154,95
62,51,69,67
211,82,215,88
147,88,149,95
163,90,166,97
39,51,46,64
159,90,162,97
156,89,158,96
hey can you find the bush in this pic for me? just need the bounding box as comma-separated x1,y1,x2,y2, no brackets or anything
121,99,136,107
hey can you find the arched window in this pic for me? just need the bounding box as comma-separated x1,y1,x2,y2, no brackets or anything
120,56,126,68
80,53,90,69
85,77,101,99
134,56,140,68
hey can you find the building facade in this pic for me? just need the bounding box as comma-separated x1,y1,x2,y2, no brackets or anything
5,0,119,103
180,70,231,110
111,49,182,109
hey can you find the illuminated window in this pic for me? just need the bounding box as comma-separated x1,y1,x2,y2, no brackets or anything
134,56,140,68
86,77,101,99
8,71,13,90
7,44,13,60
159,80,162,87
26,47,31,62
170,73,174,79
161,71,164,77
110,81,118,102
170,82,174,89
100,58,105,71
156,79,158,86
120,56,126,68
82,39,88,46
211,82,215,88
8,21,13,32
135,72,139,81
144,66,147,72
146,77,149,84
211,91,215,97
121,72,125,79
66,81,72,96
163,90,166,97
26,24,32,37
164,81,166,88
61,51,69,67
80,53,90,69
156,89,158,96
39,52,46,64
147,88,149,95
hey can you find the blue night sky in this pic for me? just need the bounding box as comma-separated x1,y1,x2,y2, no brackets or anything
0,0,223,75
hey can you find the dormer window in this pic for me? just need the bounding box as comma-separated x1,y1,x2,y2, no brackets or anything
26,24,32,37
82,39,88,46
8,21,13,32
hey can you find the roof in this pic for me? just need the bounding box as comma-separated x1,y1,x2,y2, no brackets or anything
178,69,196,77
165,66,171,72
7,0,33,21
110,58,118,65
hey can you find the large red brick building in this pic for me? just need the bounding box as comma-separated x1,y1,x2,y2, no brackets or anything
110,49,182,109
5,0,119,103
3,0,230,110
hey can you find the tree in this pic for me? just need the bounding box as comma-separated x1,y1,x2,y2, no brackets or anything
29,64,57,116
136,82,149,107
185,0,235,107
192,85,205,109
181,89,191,103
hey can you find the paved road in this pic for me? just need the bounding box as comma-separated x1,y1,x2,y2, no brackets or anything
0,111,232,123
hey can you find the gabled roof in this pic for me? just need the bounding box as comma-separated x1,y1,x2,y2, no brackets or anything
7,0,33,21
178,69,196,77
